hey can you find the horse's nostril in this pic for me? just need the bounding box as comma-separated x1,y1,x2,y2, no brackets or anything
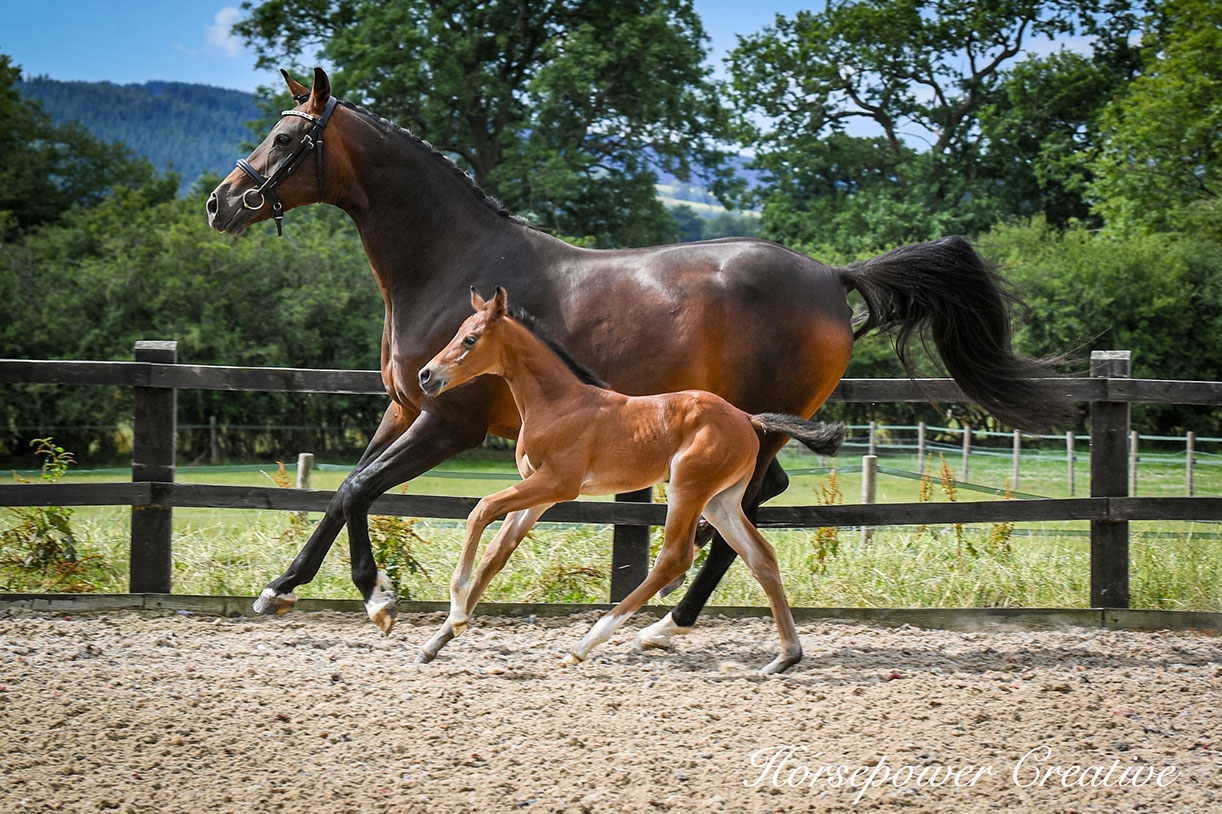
419,369,432,386
206,193,219,215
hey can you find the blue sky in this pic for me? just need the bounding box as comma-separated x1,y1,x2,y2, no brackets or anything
1,1,819,92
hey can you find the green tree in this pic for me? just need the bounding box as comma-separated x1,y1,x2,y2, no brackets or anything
1089,0,1222,233
234,0,736,247
727,0,1136,252
977,45,1141,227
0,55,175,238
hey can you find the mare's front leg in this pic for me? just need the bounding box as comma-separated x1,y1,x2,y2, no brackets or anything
253,401,416,616
337,407,490,634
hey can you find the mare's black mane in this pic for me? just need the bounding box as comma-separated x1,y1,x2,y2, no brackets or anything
509,307,609,389
337,100,535,228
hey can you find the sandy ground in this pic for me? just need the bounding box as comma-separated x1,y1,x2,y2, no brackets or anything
0,607,1218,814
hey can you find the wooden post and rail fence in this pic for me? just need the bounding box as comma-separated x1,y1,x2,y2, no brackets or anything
2,343,1221,614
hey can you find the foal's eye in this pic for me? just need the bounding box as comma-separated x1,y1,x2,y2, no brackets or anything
275,133,292,146
462,334,479,348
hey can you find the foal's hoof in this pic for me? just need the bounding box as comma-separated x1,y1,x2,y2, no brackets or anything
633,612,690,651
760,650,802,676
365,595,399,636
414,650,435,664
253,588,297,616
561,652,583,666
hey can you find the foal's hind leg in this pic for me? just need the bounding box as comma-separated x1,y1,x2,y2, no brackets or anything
566,491,702,664
701,478,801,675
636,452,789,650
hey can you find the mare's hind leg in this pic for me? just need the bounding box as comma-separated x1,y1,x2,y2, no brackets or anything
701,478,802,675
636,450,789,650
566,490,702,664
253,401,417,616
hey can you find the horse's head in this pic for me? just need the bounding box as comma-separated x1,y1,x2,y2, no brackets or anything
207,67,339,236
418,287,511,397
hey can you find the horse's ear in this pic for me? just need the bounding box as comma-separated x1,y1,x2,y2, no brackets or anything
490,286,508,317
280,69,309,101
470,286,486,312
307,67,332,115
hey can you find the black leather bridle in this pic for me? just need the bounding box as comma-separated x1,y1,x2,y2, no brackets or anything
235,95,338,236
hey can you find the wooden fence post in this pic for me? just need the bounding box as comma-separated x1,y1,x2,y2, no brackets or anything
130,340,177,594
917,421,926,469
1090,350,1131,609
611,488,652,602
861,454,877,544
868,421,877,456
1187,431,1195,497
1066,431,1076,496
961,425,971,482
1011,430,1021,492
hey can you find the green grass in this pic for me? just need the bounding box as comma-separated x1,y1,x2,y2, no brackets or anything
4,445,1220,611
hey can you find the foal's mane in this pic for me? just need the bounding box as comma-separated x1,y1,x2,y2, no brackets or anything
337,100,535,228
509,307,609,389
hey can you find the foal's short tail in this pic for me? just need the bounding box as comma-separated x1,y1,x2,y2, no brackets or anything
750,414,846,457
837,235,1070,432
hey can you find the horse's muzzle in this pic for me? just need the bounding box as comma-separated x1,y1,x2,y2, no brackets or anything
418,367,444,397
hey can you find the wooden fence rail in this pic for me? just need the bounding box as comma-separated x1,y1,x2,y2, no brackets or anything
3,345,1221,609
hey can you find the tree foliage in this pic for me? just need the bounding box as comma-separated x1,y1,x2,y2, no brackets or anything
1088,0,1222,232
727,0,1140,253
0,56,176,238
234,0,736,247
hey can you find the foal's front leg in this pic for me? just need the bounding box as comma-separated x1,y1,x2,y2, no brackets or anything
417,474,569,662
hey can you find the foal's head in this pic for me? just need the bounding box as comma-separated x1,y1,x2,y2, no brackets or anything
418,287,512,397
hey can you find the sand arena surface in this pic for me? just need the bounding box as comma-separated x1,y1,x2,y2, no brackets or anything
0,608,1218,814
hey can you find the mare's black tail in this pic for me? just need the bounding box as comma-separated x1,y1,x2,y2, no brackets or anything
837,235,1070,432
750,414,846,457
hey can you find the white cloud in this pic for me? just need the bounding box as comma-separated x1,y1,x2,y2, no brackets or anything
204,6,243,58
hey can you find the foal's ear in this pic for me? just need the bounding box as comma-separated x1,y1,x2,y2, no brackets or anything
489,286,508,317
307,67,332,115
470,286,486,312
280,69,310,102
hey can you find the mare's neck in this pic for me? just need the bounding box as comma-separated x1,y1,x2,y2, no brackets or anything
334,114,529,294
498,322,593,424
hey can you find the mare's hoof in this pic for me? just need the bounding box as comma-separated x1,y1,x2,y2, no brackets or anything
253,588,297,616
414,650,435,664
366,594,399,636
633,612,690,651
561,652,583,666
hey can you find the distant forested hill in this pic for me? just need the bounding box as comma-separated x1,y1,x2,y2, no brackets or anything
17,77,260,195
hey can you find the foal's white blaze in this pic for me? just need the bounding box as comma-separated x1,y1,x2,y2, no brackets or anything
253,587,298,615
633,611,691,650
567,611,632,663
364,569,398,635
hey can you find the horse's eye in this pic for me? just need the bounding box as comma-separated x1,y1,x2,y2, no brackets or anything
275,133,292,146
462,334,478,348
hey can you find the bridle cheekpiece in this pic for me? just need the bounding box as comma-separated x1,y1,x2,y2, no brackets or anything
235,95,338,236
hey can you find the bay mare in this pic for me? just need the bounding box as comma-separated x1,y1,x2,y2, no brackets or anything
416,287,845,673
207,68,1065,642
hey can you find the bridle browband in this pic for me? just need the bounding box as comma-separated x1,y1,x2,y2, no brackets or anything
235,94,338,236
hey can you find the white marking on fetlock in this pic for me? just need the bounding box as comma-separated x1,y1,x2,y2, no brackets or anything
570,612,629,662
365,570,398,636
633,612,690,651
253,588,297,616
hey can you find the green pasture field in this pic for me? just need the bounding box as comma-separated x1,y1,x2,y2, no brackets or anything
4,444,1220,612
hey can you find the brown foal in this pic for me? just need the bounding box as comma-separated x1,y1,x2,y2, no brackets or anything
415,287,844,674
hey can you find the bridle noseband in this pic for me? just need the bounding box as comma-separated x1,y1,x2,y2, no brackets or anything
235,95,338,236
